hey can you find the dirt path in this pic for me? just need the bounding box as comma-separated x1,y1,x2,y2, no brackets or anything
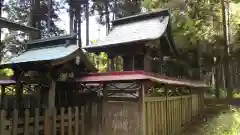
180,106,240,135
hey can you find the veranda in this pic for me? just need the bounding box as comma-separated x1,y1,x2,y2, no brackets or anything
0,71,207,135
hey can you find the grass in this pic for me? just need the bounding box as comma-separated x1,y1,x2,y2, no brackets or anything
204,106,240,135
182,106,240,135
222,107,240,135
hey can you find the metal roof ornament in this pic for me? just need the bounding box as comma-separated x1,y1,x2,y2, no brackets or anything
76,56,81,65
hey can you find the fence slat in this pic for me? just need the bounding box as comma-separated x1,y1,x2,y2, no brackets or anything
74,107,79,135
44,109,49,135
0,110,5,135
34,108,39,135
52,108,56,135
24,109,29,135
68,107,72,135
81,106,85,135
12,109,18,135
60,108,65,135
144,94,199,135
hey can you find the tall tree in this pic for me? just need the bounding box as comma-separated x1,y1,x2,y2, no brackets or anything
91,0,141,25
3,0,66,39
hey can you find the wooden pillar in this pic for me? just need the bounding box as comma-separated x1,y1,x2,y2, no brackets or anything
0,85,5,109
47,71,56,111
165,85,169,135
140,83,146,135
48,79,56,109
14,69,23,110
102,84,107,135
108,56,115,72
35,85,41,108
144,50,152,72
123,55,135,71
199,89,204,116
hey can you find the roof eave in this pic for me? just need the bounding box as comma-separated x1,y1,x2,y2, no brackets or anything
84,39,151,52
0,17,40,32
112,9,169,26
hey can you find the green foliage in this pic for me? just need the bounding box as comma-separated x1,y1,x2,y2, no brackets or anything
142,0,240,54
87,51,123,72
0,68,14,80
87,52,108,72
91,0,141,24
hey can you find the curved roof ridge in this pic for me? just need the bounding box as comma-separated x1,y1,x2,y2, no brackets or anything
112,9,169,26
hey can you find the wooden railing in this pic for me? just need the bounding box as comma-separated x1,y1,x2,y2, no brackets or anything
0,107,85,135
144,95,202,135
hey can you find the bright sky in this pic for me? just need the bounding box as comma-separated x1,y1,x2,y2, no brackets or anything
57,9,107,47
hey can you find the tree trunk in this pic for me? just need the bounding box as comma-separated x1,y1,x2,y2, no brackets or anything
221,0,232,99
86,0,89,46
47,0,52,36
105,0,110,34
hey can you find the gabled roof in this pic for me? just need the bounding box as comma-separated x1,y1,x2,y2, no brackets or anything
76,71,208,88
1,34,97,72
0,17,39,32
84,9,171,51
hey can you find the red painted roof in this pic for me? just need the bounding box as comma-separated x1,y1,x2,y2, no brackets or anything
76,71,208,88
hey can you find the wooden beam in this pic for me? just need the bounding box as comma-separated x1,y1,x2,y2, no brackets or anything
0,17,40,32
21,76,48,84
107,97,139,101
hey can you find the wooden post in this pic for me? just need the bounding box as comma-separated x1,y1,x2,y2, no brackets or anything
12,109,18,135
24,109,29,135
34,108,39,135
1,85,5,109
52,108,56,135
80,106,85,135
140,83,146,135
0,110,5,135
44,109,50,135
144,49,152,72
68,107,72,135
15,73,23,110
60,108,65,135
165,85,169,135
48,79,56,109
199,89,204,117
102,84,107,135
123,56,133,71
74,107,79,135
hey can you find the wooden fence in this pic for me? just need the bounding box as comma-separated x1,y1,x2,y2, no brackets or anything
0,107,85,135
144,94,202,135
0,95,203,135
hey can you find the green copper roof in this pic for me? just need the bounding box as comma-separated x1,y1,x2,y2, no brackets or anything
1,34,97,72
1,44,79,65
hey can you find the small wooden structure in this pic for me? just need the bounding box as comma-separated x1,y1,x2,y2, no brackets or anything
75,71,207,135
84,9,190,78
0,34,96,112
0,71,207,135
80,9,208,135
